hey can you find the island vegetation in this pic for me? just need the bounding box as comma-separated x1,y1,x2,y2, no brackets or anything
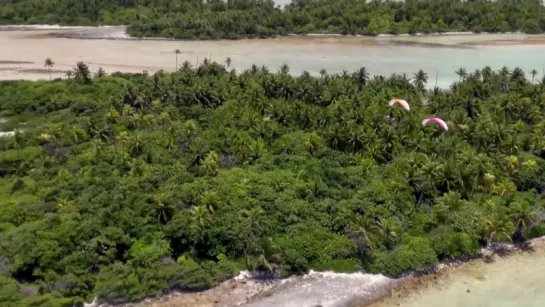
1,0,545,39
0,60,545,306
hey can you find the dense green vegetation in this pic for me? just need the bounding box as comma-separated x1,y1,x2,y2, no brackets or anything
2,0,545,39
1,60,545,306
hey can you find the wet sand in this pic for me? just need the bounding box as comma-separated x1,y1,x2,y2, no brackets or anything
3,26,545,88
367,239,545,307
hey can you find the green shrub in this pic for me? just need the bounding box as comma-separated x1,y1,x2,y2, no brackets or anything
428,226,480,259
0,276,21,304
369,236,438,276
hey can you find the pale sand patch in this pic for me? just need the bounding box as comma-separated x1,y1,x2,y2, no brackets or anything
366,238,545,307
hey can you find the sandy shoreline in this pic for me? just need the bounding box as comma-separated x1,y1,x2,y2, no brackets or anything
363,236,545,307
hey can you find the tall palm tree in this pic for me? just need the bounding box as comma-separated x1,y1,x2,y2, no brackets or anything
499,66,511,77
95,67,106,78
44,58,54,80
319,68,327,79
254,237,282,272
174,49,181,70
510,67,525,83
65,70,73,80
225,57,232,68
354,66,370,90
73,61,91,84
455,67,468,81
530,69,538,84
413,69,428,92
279,64,289,74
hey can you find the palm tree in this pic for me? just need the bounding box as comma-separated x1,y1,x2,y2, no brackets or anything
279,64,289,74
152,193,174,223
73,61,91,84
508,201,536,237
374,217,401,248
254,237,282,272
530,69,538,83
190,205,211,229
65,70,73,80
174,49,181,70
354,66,370,90
240,207,264,235
413,69,428,92
433,191,464,222
95,67,106,78
68,126,85,149
510,67,525,83
181,60,192,70
225,57,232,68
499,66,511,77
116,131,131,159
491,178,517,199
455,67,468,81
348,214,375,253
483,212,515,243
319,68,327,79
200,191,219,214
201,151,219,175
44,58,54,80
106,108,120,124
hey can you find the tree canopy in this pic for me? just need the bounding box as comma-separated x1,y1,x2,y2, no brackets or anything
2,0,545,39
0,61,545,306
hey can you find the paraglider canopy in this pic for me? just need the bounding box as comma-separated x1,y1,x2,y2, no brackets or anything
422,116,448,131
389,98,410,111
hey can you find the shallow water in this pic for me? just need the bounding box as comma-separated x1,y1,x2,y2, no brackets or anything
370,246,545,307
2,26,545,88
